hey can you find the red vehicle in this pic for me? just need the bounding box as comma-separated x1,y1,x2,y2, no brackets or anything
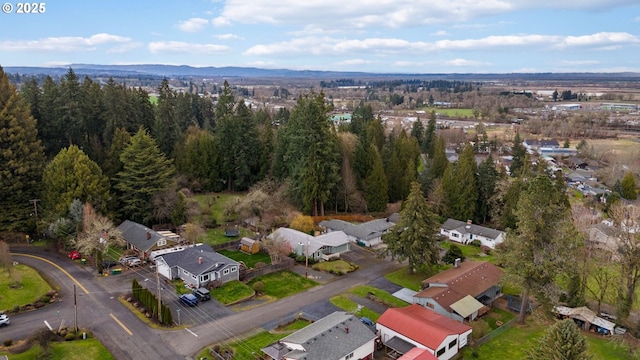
68,251,81,260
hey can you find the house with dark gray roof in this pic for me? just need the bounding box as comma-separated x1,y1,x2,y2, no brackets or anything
117,220,181,259
261,311,377,360
319,217,398,247
440,219,505,249
154,244,239,288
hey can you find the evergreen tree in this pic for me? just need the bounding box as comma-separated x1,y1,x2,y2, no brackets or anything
115,128,175,224
42,145,110,220
477,155,499,224
0,67,45,233
526,319,590,360
431,135,449,178
424,110,437,156
365,145,388,212
175,126,219,192
153,78,180,156
497,174,577,324
621,171,637,200
57,69,84,148
40,75,64,157
383,182,440,274
410,119,425,149
442,144,478,221
510,132,526,177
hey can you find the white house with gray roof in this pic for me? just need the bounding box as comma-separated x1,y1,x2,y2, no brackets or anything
267,227,350,261
117,220,182,259
319,217,398,247
154,244,239,288
440,219,505,249
261,312,377,360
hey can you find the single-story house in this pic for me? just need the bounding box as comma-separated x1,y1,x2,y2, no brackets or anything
240,237,260,254
261,312,377,360
554,306,616,335
319,217,397,247
267,227,350,261
154,244,239,288
440,219,505,249
588,223,619,253
376,304,472,360
117,220,181,260
523,139,560,154
413,261,503,322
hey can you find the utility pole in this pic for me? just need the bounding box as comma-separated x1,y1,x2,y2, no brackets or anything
156,265,162,324
305,238,309,279
74,285,78,332
29,199,39,240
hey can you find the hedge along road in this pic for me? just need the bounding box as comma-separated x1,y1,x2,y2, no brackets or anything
9,247,181,360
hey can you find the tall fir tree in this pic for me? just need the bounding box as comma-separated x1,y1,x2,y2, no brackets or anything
383,182,440,274
510,132,526,177
442,144,479,221
526,319,590,360
153,78,180,156
621,171,637,200
431,135,449,179
365,145,388,212
477,155,499,224
0,67,45,233
115,128,175,224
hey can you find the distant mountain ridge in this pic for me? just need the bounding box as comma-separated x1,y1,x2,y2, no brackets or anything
4,64,640,81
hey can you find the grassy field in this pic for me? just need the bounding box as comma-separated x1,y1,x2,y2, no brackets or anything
312,259,357,275
210,280,254,305
218,249,271,268
204,227,254,246
433,108,475,118
384,264,451,291
349,285,409,308
0,338,114,360
439,240,496,263
0,264,54,312
247,270,317,299
192,192,245,224
461,319,631,359
329,295,381,321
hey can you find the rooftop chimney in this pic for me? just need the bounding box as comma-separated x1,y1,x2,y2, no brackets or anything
344,325,349,334
466,220,472,225
198,256,203,264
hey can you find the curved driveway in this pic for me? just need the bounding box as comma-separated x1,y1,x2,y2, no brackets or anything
8,245,404,359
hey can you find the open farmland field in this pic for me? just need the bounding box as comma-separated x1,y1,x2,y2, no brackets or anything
434,108,475,118
587,138,640,160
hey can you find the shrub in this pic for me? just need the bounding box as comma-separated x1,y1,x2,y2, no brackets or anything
252,281,264,294
40,295,51,303
254,262,266,269
470,319,490,339
442,244,466,264
470,240,481,247
65,333,75,341
3,339,12,346
480,245,492,255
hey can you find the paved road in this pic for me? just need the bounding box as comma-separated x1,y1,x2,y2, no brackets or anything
7,245,404,359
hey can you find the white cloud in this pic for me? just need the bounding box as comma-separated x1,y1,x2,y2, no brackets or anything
216,33,243,40
431,30,449,36
556,32,638,48
177,18,210,32
635,16,640,22
148,41,230,54
394,58,489,67
0,33,131,52
334,59,373,66
43,61,72,67
444,58,490,67
107,42,143,54
558,60,600,66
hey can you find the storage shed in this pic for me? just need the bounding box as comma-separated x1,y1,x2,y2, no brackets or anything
240,237,260,254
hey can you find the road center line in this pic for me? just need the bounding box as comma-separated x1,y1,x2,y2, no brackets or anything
109,313,133,335
185,328,198,337
12,253,90,294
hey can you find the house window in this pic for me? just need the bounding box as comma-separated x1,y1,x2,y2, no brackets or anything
437,347,446,357
223,269,230,275
201,274,209,282
469,234,473,239
157,239,166,246
442,229,449,234
231,266,237,272
345,353,354,360
426,302,435,309
452,233,459,238
449,339,457,349
191,274,196,279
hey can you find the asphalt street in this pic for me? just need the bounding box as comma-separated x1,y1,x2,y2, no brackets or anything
5,245,405,359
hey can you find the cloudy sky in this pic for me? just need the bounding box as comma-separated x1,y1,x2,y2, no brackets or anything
1,0,639,73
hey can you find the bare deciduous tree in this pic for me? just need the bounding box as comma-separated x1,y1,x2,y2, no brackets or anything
72,203,125,256
261,234,291,264
608,203,640,320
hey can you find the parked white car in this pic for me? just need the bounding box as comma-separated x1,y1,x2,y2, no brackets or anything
0,313,10,327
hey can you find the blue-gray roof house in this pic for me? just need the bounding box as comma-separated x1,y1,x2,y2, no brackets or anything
155,244,239,288
261,312,377,360
117,220,181,259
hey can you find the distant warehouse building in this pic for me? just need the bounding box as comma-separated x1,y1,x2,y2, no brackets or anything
601,103,638,112
551,103,581,111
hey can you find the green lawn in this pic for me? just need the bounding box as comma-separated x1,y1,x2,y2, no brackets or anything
192,193,245,224
0,264,54,312
204,227,254,246
277,319,312,331
0,338,114,360
384,265,450,291
432,108,475,117
440,241,495,263
329,295,381,321
312,259,357,275
461,319,630,359
210,280,254,305
247,270,317,299
349,285,409,308
218,249,271,268
196,330,285,360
